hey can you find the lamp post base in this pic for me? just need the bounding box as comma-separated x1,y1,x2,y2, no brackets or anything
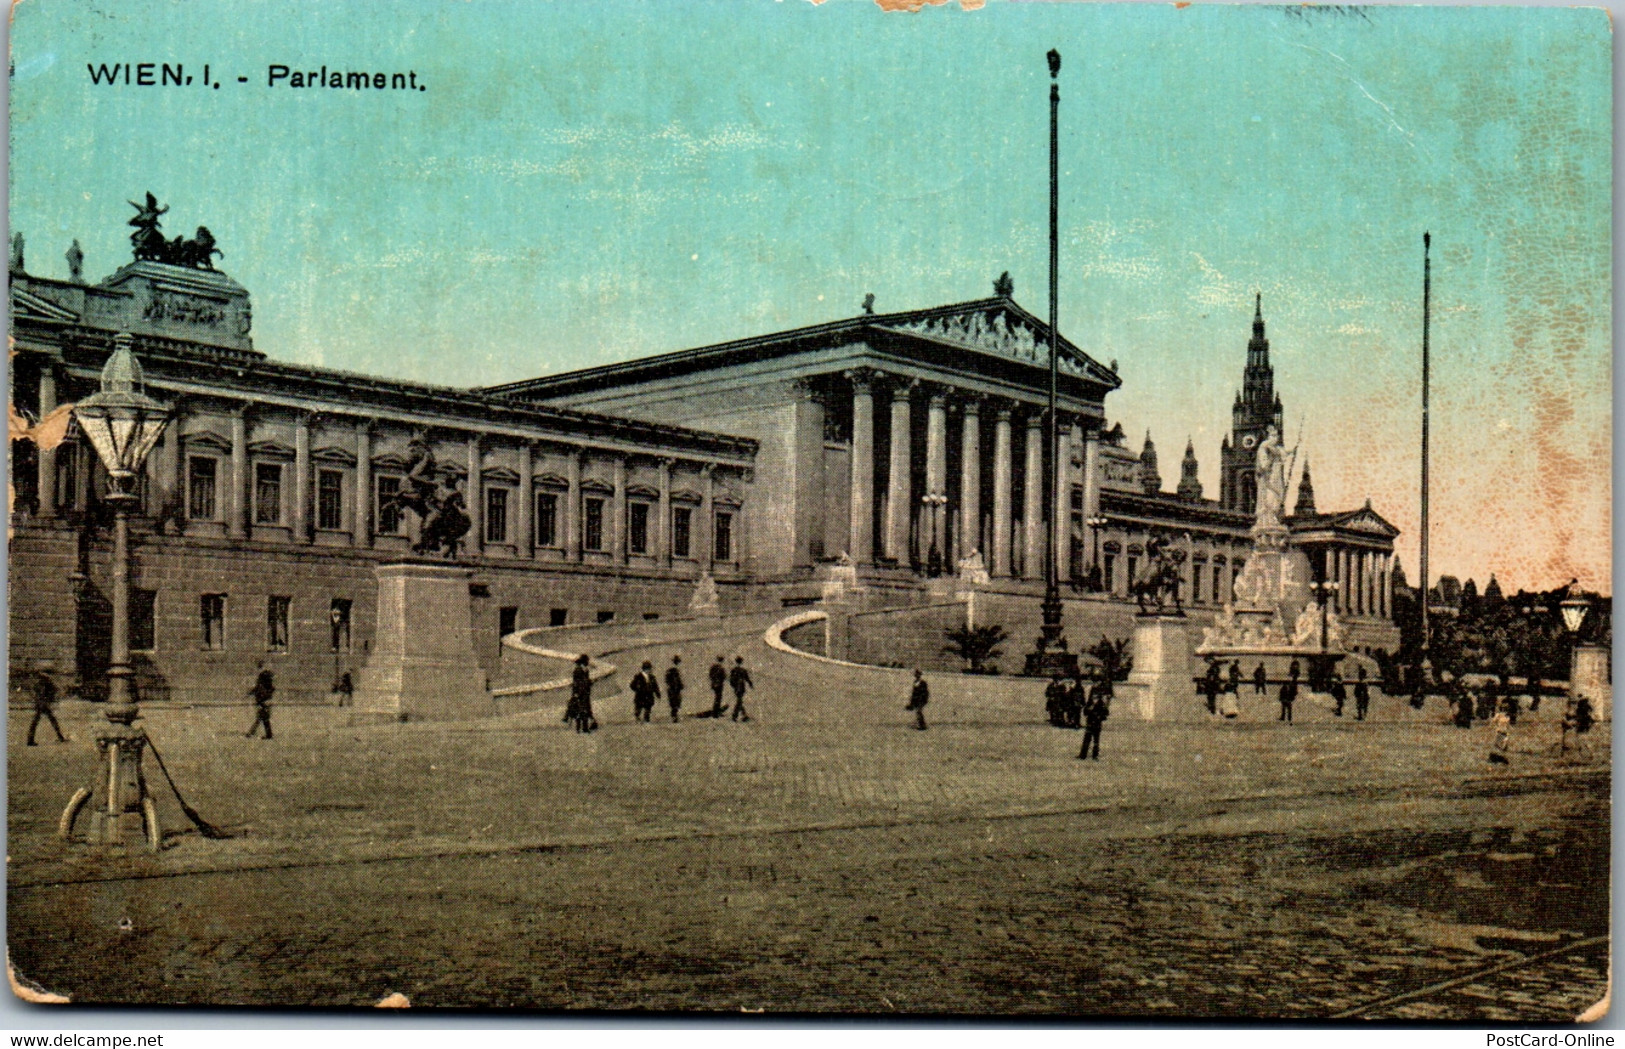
1024,583,1079,678
59,723,161,852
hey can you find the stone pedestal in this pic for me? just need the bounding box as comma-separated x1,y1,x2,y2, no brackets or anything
689,572,722,618
1122,614,1195,721
354,563,492,721
1573,645,1612,722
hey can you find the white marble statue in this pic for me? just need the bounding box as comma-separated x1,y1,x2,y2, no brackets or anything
956,549,991,585
1254,424,1289,527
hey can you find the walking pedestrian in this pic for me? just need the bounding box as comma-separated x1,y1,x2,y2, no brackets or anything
1203,660,1222,715
333,670,354,708
1065,674,1087,728
25,660,67,746
1329,669,1346,717
244,662,275,739
728,656,753,722
629,661,661,723
1353,666,1371,721
1253,662,1268,695
1278,664,1298,724
568,653,597,733
1228,660,1242,697
1044,674,1068,727
665,656,685,722
905,669,929,731
707,655,728,717
1077,676,1111,760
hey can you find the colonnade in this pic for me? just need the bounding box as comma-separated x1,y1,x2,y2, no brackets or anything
1328,546,1391,618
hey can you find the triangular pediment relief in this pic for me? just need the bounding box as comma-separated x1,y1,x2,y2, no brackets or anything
372,452,411,471
180,430,232,453
879,303,1114,384
713,489,743,508
312,445,357,466
483,467,521,485
580,478,615,495
535,472,570,490
247,439,296,459
670,487,703,504
11,287,81,323
1331,508,1399,537
625,483,660,500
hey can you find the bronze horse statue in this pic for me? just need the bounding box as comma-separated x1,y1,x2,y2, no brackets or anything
1130,535,1186,615
391,437,471,558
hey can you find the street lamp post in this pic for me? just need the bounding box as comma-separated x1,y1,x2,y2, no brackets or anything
922,492,947,578
1558,594,1593,754
1086,515,1109,592
1309,577,1340,691
58,334,170,851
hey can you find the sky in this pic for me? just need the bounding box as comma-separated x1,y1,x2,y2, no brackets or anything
8,0,1611,594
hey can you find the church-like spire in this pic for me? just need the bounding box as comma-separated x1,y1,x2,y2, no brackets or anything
1293,459,1317,515
1177,437,1203,500
1139,431,1162,494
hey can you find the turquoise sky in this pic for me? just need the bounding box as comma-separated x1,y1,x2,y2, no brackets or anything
9,0,1611,592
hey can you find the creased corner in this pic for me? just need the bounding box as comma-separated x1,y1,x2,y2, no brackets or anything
7,956,71,1004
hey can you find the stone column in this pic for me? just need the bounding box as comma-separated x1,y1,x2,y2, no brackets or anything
991,404,1014,577
699,464,715,573
293,413,312,543
1380,553,1392,618
1335,548,1348,613
228,405,248,539
611,456,627,564
884,381,913,563
565,453,583,561
165,407,184,527
1022,412,1044,580
354,423,372,549
36,365,57,518
465,435,484,556
1053,414,1073,584
516,441,534,558
847,369,876,564
958,397,981,564
657,457,673,566
925,388,948,564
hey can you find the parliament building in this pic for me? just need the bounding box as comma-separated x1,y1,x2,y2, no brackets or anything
7,216,1400,704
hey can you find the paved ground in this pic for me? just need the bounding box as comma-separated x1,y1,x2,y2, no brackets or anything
6,622,1612,1017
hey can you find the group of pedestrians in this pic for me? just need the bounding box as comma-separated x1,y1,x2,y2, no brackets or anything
568,653,755,733
1199,659,1374,723
1039,672,1115,759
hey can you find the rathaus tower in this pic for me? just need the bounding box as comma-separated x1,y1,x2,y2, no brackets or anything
1218,294,1284,514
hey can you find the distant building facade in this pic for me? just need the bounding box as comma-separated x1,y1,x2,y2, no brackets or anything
8,209,1399,702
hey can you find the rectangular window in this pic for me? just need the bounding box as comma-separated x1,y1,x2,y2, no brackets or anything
485,487,509,544
1103,554,1117,593
201,593,226,651
376,475,403,535
549,607,568,627
1213,566,1224,604
254,463,283,525
266,595,291,653
330,598,352,652
499,606,518,638
596,610,615,624
317,469,344,530
584,497,605,551
187,457,217,520
1192,566,1204,604
629,502,650,555
131,588,157,653
714,511,734,562
56,448,79,511
535,492,558,547
1126,556,1139,592
672,506,692,558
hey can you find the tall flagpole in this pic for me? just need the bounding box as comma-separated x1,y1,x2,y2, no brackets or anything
1027,48,1075,677
1419,232,1432,684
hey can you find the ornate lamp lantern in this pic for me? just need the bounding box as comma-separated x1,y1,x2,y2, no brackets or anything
1560,594,1591,636
59,333,170,850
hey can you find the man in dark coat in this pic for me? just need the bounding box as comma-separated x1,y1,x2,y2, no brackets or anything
1045,674,1068,727
1228,661,1243,696
905,669,930,731
1253,662,1268,695
25,660,67,746
244,662,275,739
1203,661,1222,715
1353,666,1371,721
1065,675,1088,728
568,654,597,733
1278,664,1299,724
1329,670,1346,717
707,656,728,717
629,661,660,723
728,656,753,722
664,656,685,722
1078,677,1111,760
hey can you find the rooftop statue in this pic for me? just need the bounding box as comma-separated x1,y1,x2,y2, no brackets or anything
127,193,223,270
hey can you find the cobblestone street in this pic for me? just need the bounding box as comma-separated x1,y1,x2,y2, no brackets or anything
7,660,1611,1018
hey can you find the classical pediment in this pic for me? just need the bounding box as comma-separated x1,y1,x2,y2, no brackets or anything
1326,506,1400,538
880,303,1113,384
625,483,660,500
247,439,296,459
535,472,570,490
11,287,80,323
180,430,232,453
580,478,615,496
670,487,703,504
312,445,358,466
483,466,521,485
